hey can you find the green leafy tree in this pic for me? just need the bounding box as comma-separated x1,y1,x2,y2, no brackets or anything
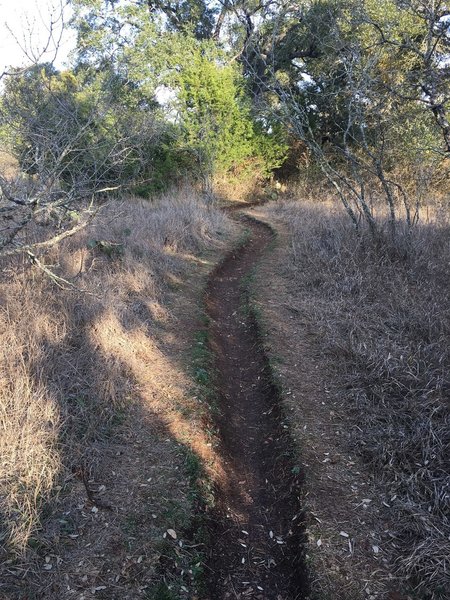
242,0,449,229
71,1,289,186
1,65,163,198
178,51,253,174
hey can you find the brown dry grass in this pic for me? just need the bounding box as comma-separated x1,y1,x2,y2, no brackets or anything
0,187,234,564
213,159,268,203
0,151,19,179
254,197,449,599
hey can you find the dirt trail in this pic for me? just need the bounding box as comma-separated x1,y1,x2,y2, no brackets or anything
203,213,307,600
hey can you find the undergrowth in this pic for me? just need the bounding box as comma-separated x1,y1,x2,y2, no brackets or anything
0,187,233,555
266,198,450,598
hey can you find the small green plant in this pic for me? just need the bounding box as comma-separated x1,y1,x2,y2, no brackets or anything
190,328,218,412
162,499,189,529
184,447,202,482
194,367,209,385
123,514,140,537
145,583,178,600
87,239,124,258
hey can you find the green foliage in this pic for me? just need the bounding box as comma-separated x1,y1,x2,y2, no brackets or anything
88,240,125,259
252,121,290,176
0,64,166,195
133,128,199,196
145,583,178,600
177,52,252,175
4,0,447,206
70,1,289,186
260,0,449,213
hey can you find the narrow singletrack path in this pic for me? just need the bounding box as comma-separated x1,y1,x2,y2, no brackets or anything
203,213,307,600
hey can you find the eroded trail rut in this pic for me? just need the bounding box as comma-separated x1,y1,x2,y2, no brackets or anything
203,214,307,600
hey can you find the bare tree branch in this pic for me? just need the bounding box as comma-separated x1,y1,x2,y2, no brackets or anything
0,215,93,258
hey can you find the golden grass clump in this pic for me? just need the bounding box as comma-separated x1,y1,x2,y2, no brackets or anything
0,343,61,552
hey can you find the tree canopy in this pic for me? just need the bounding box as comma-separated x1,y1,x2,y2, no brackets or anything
0,0,448,238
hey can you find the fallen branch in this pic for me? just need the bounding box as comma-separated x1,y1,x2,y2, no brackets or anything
0,214,94,258
25,251,78,290
25,251,99,296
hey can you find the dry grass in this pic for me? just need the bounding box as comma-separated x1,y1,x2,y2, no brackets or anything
262,197,449,598
0,357,61,552
0,187,233,558
0,151,19,179
213,159,268,203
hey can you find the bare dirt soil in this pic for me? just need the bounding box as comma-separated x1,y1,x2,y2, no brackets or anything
202,214,308,600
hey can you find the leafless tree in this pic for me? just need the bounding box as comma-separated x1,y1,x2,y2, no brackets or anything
0,1,69,83
0,66,163,262
241,0,448,234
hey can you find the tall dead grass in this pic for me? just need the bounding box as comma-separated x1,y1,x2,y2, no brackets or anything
0,187,233,554
266,198,450,598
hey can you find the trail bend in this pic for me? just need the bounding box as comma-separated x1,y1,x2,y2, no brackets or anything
203,212,307,600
